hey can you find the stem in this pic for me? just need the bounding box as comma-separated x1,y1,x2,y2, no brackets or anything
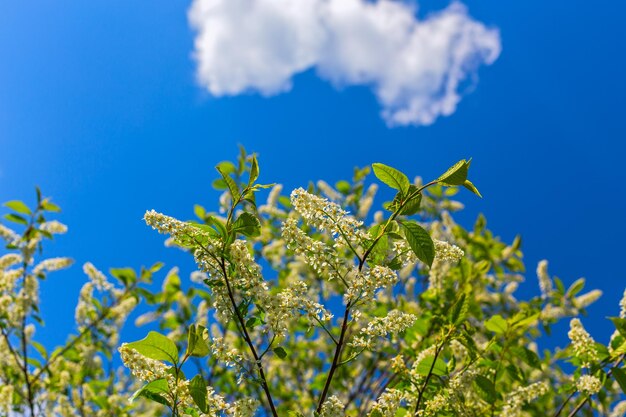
218,259,279,417
316,301,352,412
566,397,588,417
553,391,576,417
414,343,444,417
316,182,440,412
20,313,36,417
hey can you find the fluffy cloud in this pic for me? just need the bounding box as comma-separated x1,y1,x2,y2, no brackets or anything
188,0,501,126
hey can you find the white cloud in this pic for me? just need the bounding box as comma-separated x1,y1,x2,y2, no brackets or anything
188,0,501,126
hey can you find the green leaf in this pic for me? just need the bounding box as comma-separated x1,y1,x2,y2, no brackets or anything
41,200,61,212
463,180,482,198
485,315,508,335
249,155,259,185
231,212,261,237
194,205,206,220
4,200,31,215
449,293,469,326
413,355,447,377
436,159,470,186
246,317,263,329
216,166,240,201
273,347,288,359
186,325,210,358
191,223,220,238
109,268,137,286
566,278,585,297
372,163,410,196
610,317,626,339
130,379,170,406
216,161,237,175
474,375,497,404
612,367,626,395
126,331,179,364
399,192,422,216
399,221,435,267
3,213,28,225
511,346,541,369
335,180,351,194
189,375,209,413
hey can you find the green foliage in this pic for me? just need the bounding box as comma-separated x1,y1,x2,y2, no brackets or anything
1,151,625,417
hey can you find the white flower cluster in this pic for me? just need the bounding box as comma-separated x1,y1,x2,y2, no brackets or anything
422,393,448,416
210,337,243,368
282,218,348,281
227,398,260,417
145,210,219,248
367,389,405,417
574,289,603,309
351,310,417,349
568,318,598,368
610,400,626,417
118,345,169,382
620,289,626,319
258,184,286,218
537,260,553,299
433,240,464,262
575,374,602,395
0,223,20,244
75,282,95,328
40,220,68,234
0,385,13,414
230,240,267,294
317,180,343,202
33,257,73,275
290,187,367,246
0,253,22,269
83,262,113,291
357,183,378,219
346,265,397,302
273,281,333,336
500,381,549,417
319,395,345,417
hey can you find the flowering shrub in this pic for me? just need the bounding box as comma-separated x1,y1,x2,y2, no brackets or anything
1,150,626,417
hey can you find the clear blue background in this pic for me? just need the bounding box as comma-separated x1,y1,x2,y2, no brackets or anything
1,1,625,350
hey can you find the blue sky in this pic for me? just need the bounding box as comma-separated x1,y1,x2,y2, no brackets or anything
1,0,625,350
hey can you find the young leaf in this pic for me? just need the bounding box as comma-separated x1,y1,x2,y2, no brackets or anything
194,204,206,220
449,293,469,326
130,379,170,406
186,325,210,358
126,331,179,364
436,159,470,186
249,154,259,185
4,200,31,215
613,367,626,395
189,375,209,413
399,192,422,216
231,212,261,237
41,200,61,212
463,180,482,198
372,163,410,196
216,166,240,201
246,317,263,329
399,221,435,267
474,375,497,404
3,213,28,225
273,347,288,359
610,317,626,339
485,315,508,335
413,355,447,377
